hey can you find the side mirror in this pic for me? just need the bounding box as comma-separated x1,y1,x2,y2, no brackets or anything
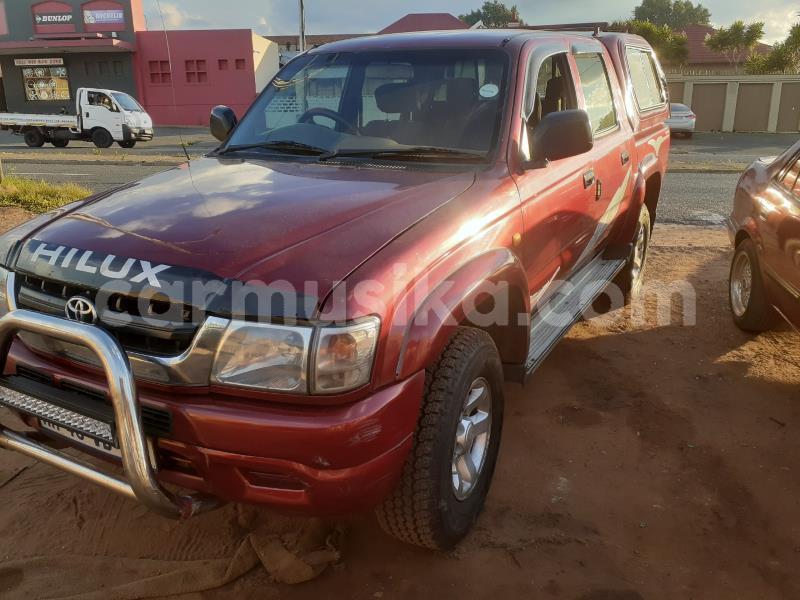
210,105,238,142
528,109,593,166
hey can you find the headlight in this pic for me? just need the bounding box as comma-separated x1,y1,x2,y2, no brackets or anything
210,317,380,395
211,321,313,393
311,317,379,394
0,267,11,318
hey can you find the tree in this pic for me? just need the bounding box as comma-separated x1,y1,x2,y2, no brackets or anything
705,21,765,72
746,24,800,74
609,20,689,66
633,0,711,29
459,1,523,28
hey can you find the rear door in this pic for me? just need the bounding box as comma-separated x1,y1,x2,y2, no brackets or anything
571,50,634,267
514,49,598,302
765,158,800,317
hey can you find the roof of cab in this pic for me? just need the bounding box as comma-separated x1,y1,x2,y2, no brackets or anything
308,29,583,53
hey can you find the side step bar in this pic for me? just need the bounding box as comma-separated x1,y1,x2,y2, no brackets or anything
0,309,216,519
525,256,626,377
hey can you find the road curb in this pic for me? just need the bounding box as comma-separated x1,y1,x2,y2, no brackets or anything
668,167,744,174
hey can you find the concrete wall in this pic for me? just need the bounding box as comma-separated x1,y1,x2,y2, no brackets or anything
667,74,800,132
135,29,259,126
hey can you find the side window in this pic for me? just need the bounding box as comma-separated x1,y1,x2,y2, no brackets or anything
780,158,800,194
574,53,618,136
626,47,666,111
529,53,575,127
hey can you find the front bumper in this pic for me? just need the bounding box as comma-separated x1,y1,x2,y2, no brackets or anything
0,315,424,516
122,125,154,141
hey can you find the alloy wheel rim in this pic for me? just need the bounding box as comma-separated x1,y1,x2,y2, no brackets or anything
631,222,648,283
451,377,492,501
731,251,753,317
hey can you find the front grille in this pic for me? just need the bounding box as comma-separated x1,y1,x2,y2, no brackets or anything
17,274,198,357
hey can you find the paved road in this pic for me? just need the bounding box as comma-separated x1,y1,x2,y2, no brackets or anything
0,127,216,158
5,159,739,227
671,132,797,165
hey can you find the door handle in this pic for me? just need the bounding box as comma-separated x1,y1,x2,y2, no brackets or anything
583,169,596,189
595,179,603,201
621,151,630,165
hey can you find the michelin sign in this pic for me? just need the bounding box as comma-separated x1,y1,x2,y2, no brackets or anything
83,9,125,25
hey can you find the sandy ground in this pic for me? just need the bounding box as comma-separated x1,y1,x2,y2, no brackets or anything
1,213,799,599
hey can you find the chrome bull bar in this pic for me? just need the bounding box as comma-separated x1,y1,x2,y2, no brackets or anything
0,309,215,518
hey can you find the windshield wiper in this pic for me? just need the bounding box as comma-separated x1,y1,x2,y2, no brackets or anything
319,146,486,162
219,140,329,156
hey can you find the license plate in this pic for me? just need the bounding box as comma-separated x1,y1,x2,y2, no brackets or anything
39,419,122,459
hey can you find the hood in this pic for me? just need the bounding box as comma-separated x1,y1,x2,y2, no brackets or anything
16,157,475,310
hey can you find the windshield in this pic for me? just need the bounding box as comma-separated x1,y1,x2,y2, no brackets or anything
112,92,144,112
225,49,509,160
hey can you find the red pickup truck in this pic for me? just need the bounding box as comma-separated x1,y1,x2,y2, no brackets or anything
0,28,669,549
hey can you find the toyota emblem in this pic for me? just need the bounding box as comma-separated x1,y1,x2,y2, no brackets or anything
65,296,98,324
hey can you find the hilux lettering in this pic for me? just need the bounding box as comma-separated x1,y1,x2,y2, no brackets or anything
30,243,171,288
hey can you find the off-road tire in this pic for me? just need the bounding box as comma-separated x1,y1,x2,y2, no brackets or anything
615,203,652,304
376,327,504,550
118,140,136,149
51,139,69,148
729,238,778,332
92,128,113,149
23,129,45,148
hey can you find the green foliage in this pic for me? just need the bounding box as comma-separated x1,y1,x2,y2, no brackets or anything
0,176,91,213
609,20,689,66
705,21,765,71
633,0,711,29
746,23,800,74
459,1,523,28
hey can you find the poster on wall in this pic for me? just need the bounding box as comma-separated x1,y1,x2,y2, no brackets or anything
83,9,125,25
14,58,64,67
35,13,74,24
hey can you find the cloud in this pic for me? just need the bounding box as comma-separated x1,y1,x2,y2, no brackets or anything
145,1,210,30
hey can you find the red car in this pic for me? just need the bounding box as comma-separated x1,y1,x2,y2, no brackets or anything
0,28,669,549
729,143,800,331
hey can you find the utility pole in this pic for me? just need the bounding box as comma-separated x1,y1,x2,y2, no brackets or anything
298,0,306,52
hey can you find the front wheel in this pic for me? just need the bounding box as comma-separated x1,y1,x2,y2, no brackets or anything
729,238,777,331
91,128,113,149
118,140,136,149
376,327,504,550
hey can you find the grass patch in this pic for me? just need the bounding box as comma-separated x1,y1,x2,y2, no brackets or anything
0,176,92,213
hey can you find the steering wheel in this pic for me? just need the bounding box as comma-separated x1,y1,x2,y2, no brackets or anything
298,107,359,135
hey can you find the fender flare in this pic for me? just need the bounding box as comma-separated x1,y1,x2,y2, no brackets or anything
394,248,530,381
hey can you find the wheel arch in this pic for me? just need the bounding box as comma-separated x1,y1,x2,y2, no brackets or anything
394,248,530,382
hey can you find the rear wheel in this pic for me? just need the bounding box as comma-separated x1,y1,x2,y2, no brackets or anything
729,238,777,331
118,140,136,149
23,129,45,148
376,327,504,550
51,139,69,148
91,128,113,149
615,204,652,303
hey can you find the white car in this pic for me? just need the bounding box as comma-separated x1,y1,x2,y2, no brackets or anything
666,103,696,138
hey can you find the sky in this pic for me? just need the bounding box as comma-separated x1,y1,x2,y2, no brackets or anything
140,0,799,44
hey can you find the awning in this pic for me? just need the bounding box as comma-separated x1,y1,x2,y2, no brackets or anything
0,38,134,55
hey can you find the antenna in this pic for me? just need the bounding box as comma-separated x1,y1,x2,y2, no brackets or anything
154,0,192,163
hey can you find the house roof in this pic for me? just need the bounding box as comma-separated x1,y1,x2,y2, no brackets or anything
682,24,772,64
265,33,365,47
379,13,469,35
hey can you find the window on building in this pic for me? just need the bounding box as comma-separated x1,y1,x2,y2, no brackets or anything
574,53,618,136
626,47,666,111
98,61,109,75
235,58,246,70
22,65,70,101
218,59,229,71
113,60,123,76
185,59,208,83
149,60,171,84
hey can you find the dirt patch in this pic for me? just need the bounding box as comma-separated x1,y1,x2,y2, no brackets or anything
1,218,799,599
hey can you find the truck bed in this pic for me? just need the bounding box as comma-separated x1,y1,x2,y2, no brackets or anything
0,113,78,129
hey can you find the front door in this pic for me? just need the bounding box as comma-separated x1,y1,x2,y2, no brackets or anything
82,90,123,140
514,52,598,306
